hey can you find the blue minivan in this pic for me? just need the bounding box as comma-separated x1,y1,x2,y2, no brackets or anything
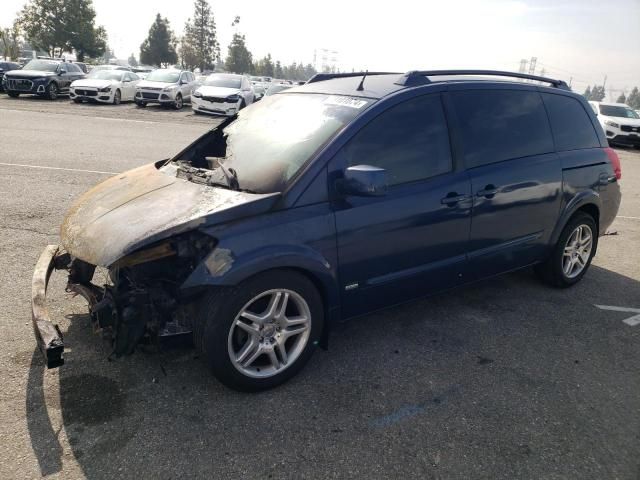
32,70,622,391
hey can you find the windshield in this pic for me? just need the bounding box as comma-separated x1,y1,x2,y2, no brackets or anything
220,93,374,192
599,105,640,119
23,60,59,72
204,75,241,88
87,70,124,81
145,70,181,83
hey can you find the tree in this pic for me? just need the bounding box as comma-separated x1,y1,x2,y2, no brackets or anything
65,0,107,61
178,35,198,70
0,22,23,60
17,0,69,56
140,14,177,67
182,0,219,71
274,60,283,78
225,33,252,74
627,87,640,110
590,85,606,102
583,86,592,100
616,92,627,104
17,0,106,60
127,53,138,67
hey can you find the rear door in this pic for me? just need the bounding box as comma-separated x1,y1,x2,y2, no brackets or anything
446,87,561,279
332,93,472,318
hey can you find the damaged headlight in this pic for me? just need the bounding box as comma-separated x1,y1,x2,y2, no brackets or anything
113,232,217,268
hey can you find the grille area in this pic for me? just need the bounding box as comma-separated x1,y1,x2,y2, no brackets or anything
7,79,33,91
621,125,640,133
75,89,97,96
142,92,159,99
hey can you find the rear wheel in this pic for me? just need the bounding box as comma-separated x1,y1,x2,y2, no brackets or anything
46,82,58,100
196,270,324,391
535,212,598,288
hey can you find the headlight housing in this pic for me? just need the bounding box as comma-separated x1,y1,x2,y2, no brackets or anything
193,90,202,98
163,85,177,92
604,120,620,128
98,86,111,92
226,94,240,102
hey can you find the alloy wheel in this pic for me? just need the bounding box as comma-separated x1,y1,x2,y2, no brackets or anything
562,224,593,278
227,289,312,378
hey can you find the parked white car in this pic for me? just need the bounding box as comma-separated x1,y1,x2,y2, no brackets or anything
70,70,140,104
589,101,640,148
90,64,131,72
134,69,196,109
192,73,254,116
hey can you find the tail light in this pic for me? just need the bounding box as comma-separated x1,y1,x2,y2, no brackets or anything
604,147,622,180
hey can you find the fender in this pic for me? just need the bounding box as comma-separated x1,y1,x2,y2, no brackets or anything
550,190,601,246
181,244,341,318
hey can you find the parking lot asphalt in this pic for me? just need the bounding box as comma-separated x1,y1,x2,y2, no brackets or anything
0,95,639,480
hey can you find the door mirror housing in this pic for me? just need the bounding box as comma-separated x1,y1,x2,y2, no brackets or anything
338,165,387,197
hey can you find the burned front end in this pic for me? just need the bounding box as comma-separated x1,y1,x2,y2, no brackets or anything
31,157,279,368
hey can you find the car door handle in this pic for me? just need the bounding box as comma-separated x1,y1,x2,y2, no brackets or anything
441,193,470,206
476,185,498,198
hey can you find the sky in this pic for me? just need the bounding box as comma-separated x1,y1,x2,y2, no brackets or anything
2,0,639,99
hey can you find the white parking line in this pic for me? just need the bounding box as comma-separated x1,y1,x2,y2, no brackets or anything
616,216,640,220
0,162,117,175
594,305,640,326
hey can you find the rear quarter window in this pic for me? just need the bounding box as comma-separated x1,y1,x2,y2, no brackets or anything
450,90,554,168
542,93,600,151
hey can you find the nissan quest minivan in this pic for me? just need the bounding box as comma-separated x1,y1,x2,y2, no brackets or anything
32,70,621,391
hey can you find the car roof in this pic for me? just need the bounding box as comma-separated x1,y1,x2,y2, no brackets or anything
209,73,243,79
292,70,574,100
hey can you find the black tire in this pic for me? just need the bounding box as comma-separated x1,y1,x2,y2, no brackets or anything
196,270,324,391
239,99,246,110
7,91,19,98
174,93,183,110
113,89,121,105
72,98,82,103
46,82,58,100
535,212,598,288
135,101,146,108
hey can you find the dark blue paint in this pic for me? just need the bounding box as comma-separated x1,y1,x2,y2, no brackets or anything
180,75,621,326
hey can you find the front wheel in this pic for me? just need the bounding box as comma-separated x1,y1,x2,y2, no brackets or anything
196,270,324,391
46,82,58,100
113,89,121,105
174,93,183,110
7,91,19,98
135,101,146,108
535,212,598,288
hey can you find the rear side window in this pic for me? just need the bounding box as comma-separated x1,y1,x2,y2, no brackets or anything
542,94,600,151
450,90,553,168
343,94,452,186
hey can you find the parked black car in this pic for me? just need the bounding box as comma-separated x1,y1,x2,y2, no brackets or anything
32,70,621,391
4,59,85,99
0,61,21,92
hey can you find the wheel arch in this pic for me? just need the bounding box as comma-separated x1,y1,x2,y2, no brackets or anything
551,192,601,247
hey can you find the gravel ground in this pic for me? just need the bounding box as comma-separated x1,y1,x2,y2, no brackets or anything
0,95,639,480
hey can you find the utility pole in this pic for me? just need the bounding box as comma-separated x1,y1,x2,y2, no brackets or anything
603,75,607,89
569,77,572,88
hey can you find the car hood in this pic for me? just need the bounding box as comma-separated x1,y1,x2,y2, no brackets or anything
602,115,640,126
61,162,280,266
137,80,174,89
5,69,55,78
71,79,118,88
196,85,241,97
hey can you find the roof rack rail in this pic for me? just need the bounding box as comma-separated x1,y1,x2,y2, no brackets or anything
307,71,399,84
395,70,570,90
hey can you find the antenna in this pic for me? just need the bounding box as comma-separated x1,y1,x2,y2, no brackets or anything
356,70,368,91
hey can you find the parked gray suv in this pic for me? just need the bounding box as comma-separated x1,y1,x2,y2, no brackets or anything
134,69,196,109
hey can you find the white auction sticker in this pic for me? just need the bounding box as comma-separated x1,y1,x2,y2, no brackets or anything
324,96,368,109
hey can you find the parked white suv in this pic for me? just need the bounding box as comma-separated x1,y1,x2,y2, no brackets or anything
589,101,640,148
135,69,196,109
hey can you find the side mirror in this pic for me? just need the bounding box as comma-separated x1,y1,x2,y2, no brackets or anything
337,165,387,197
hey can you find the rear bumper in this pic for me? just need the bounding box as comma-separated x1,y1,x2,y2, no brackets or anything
31,245,64,368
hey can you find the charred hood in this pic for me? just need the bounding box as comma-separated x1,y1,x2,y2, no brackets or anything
61,162,280,266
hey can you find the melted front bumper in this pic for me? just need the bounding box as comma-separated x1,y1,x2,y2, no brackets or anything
31,245,64,368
